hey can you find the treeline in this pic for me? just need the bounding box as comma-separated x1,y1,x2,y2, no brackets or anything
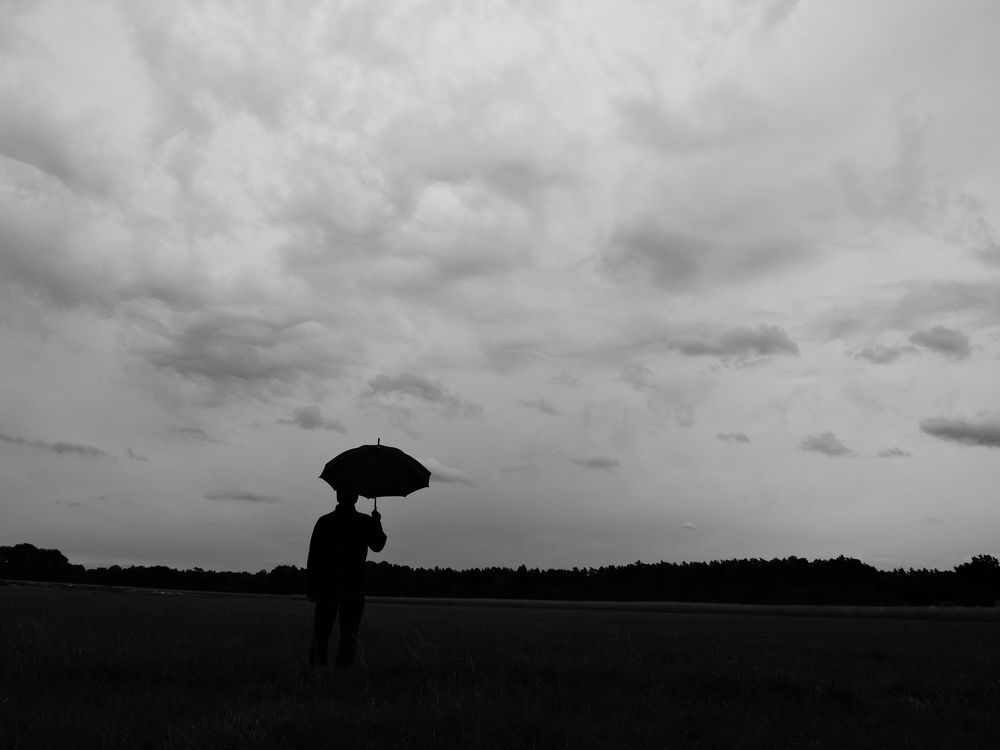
2,543,999,606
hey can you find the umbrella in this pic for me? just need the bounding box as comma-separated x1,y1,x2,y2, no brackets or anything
320,439,431,509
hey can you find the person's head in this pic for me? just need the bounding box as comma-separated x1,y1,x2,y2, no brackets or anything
336,489,359,507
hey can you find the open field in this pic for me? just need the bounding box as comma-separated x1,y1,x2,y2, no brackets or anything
2,583,999,749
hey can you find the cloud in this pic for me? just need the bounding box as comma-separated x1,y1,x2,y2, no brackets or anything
893,280,1000,327
819,279,1000,343
717,432,751,443
875,446,911,458
204,490,282,504
908,326,972,360
49,442,107,458
571,456,620,472
0,79,126,195
683,522,697,531
601,215,804,293
852,343,914,365
139,312,341,398
799,431,854,457
120,2,309,133
549,374,580,387
54,495,126,508
125,448,149,462
174,428,221,443
365,374,483,419
616,83,766,156
520,398,559,416
499,463,540,475
669,324,799,361
835,110,942,227
849,326,972,365
619,364,709,428
919,415,1000,449
0,431,108,459
420,457,474,486
276,405,346,433
601,224,709,289
756,0,801,30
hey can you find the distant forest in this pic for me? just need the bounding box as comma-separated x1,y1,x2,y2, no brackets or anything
2,543,998,606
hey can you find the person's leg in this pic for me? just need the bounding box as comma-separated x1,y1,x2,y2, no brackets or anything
311,598,338,666
335,595,365,667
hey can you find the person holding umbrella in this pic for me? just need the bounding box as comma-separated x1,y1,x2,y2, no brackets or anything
306,488,386,668
308,441,430,668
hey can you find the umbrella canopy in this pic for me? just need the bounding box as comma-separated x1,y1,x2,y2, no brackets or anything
320,441,431,500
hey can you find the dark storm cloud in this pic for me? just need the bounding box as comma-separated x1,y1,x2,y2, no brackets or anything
571,456,620,472
520,398,559,416
717,432,751,443
365,374,483,419
669,324,799,360
876,446,911,458
919,416,1000,449
0,431,108,459
204,490,282,504
908,326,972,360
276,406,346,433
799,432,854,457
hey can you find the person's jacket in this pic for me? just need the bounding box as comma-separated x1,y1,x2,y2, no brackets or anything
307,505,387,599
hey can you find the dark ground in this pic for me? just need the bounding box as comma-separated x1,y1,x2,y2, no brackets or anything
2,582,998,749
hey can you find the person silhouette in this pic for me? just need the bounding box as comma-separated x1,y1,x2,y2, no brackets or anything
306,488,387,668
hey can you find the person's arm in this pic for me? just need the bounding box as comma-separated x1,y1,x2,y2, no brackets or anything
306,519,322,601
368,510,387,553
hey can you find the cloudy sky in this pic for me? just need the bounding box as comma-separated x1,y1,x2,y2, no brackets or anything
2,0,999,573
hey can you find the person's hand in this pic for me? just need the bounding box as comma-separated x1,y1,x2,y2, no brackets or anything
371,509,381,521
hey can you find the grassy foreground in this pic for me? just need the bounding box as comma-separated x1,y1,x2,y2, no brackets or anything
2,584,999,749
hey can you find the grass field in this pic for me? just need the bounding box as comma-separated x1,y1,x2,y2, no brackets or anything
2,583,999,749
